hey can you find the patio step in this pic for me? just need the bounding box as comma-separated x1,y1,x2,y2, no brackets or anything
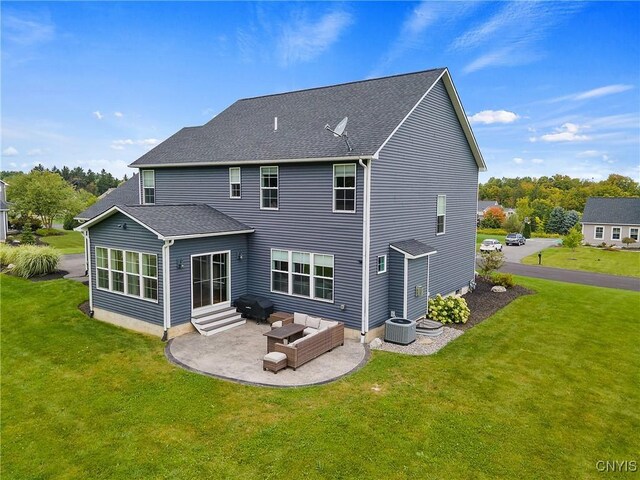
191,307,245,336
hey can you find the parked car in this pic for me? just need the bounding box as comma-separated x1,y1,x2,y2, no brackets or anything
505,233,526,246
479,239,503,252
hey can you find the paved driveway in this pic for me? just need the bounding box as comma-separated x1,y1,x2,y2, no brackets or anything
501,237,560,263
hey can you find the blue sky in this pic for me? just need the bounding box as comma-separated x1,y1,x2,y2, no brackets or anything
2,1,639,183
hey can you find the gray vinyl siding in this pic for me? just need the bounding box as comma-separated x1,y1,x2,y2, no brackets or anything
406,257,428,320
582,223,640,247
388,249,404,318
168,235,249,326
152,162,364,330
369,79,479,329
88,212,164,325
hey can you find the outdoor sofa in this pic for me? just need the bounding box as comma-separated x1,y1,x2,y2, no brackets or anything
272,313,344,370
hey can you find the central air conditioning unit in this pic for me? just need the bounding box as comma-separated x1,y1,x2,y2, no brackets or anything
384,318,417,345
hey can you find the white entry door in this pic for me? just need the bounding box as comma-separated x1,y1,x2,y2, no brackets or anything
192,251,230,314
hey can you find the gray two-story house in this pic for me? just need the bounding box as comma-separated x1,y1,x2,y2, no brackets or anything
77,68,486,342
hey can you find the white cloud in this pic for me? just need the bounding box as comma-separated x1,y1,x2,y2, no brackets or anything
27,148,43,156
457,2,581,73
114,111,124,118
577,150,601,158
468,110,519,125
2,12,55,46
111,138,159,150
548,84,634,103
93,111,104,120
533,123,591,143
512,157,524,165
531,158,545,164
277,10,353,66
2,146,19,156
9,162,17,168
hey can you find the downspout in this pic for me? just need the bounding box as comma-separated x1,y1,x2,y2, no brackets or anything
426,256,431,318
84,231,94,315
161,239,175,341
403,256,408,318
358,158,371,343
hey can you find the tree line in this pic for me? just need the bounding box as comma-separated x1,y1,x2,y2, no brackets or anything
1,165,128,230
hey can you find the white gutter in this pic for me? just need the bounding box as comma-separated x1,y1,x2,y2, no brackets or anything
403,256,408,318
162,239,175,340
84,231,93,312
358,158,371,343
129,155,373,169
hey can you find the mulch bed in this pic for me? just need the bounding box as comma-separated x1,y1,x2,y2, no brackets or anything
2,269,70,282
451,277,534,331
78,300,91,317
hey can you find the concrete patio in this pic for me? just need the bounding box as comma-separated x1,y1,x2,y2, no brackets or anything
166,321,368,387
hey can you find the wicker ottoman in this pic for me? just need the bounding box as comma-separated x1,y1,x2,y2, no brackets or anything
263,351,287,374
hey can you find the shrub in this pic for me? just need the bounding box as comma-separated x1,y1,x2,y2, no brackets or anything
8,215,42,231
530,232,562,238
622,237,637,248
21,222,36,245
36,228,63,237
477,250,505,277
11,245,60,278
502,214,522,234
477,228,508,236
562,226,583,251
491,272,515,288
0,243,19,267
428,294,470,324
63,213,81,231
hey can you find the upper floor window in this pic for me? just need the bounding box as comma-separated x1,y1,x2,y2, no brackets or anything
594,226,604,240
334,164,356,212
436,195,446,234
229,167,241,199
260,166,278,210
377,255,387,274
142,170,155,204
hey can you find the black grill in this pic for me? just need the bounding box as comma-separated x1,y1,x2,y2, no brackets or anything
233,294,274,323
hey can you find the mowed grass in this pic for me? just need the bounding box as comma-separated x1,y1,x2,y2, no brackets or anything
2,275,639,479
522,245,640,278
39,229,84,254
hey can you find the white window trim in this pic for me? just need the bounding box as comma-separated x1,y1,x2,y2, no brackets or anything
333,163,357,214
269,248,334,303
377,255,387,274
141,170,155,205
436,194,446,235
190,250,232,315
594,225,604,240
260,166,279,210
611,226,622,241
629,227,639,241
95,246,158,303
229,167,241,199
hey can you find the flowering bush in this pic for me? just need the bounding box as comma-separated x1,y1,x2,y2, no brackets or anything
428,294,470,324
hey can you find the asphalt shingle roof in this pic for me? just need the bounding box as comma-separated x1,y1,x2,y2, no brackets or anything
130,69,447,167
76,174,140,220
118,204,252,238
390,239,437,258
478,200,498,211
582,197,640,225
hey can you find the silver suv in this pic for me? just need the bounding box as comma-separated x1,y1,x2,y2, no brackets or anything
505,233,526,246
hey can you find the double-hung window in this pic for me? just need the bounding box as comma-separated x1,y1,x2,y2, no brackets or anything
612,227,621,241
333,164,356,212
630,227,639,241
377,255,387,274
229,167,241,198
436,195,446,234
594,226,604,240
95,247,158,301
271,250,334,302
260,166,278,209
142,170,155,204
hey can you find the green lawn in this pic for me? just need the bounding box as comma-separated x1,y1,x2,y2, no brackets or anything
39,228,84,254
2,275,638,479
522,245,640,278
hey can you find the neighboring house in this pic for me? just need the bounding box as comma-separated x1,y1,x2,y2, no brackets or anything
582,197,640,247
0,180,8,242
477,200,498,217
76,68,486,341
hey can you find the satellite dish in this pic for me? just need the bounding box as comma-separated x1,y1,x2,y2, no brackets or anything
324,116,353,152
333,117,348,137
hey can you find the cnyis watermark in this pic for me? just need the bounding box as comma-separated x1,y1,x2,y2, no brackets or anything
595,460,637,472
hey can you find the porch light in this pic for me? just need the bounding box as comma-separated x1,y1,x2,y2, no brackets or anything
237,252,244,261
177,258,184,269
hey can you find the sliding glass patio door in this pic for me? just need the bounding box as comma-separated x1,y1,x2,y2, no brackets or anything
192,251,230,313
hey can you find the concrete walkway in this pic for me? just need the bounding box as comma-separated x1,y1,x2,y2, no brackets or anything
167,322,368,387
501,262,640,292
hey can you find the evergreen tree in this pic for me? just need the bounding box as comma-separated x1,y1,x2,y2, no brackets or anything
546,207,566,234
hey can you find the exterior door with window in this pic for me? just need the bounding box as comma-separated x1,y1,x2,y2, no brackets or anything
192,251,230,313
